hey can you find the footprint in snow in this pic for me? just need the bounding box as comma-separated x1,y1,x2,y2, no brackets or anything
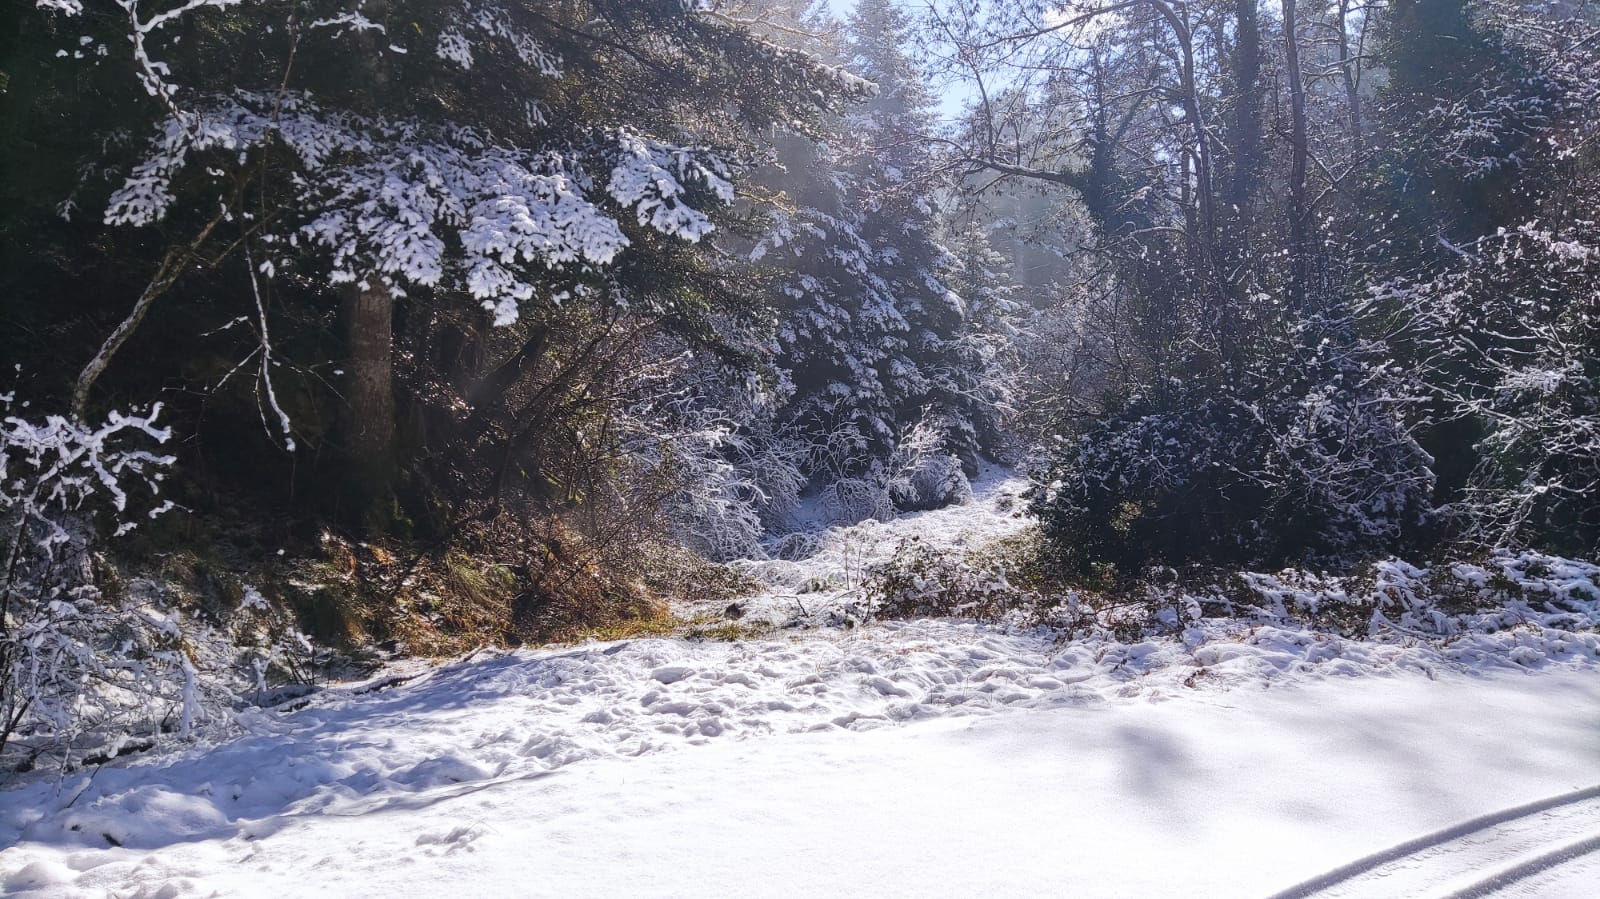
415,823,489,855
650,665,695,684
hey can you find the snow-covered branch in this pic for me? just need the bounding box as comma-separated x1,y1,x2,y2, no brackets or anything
108,93,739,325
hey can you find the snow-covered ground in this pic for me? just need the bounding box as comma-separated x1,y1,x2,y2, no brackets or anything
2,469,1598,897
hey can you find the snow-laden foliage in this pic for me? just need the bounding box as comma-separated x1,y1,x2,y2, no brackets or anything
887,415,973,513
1389,0,1594,184
0,398,175,553
608,130,733,244
1029,326,1435,572
933,0,1598,569
588,350,810,563
756,195,1003,498
433,0,563,75
33,0,247,108
109,92,734,323
815,473,898,529
732,0,1009,523
865,539,1031,622
647,419,799,563
1414,76,1564,181
0,396,325,769
1371,220,1600,552
1236,551,1600,641
16,0,878,566
764,206,911,431
1358,0,1600,554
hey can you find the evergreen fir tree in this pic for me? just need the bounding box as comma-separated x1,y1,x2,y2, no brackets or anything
752,0,1005,520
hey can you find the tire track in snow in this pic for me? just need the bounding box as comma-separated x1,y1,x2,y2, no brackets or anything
1441,831,1600,898
1265,784,1600,899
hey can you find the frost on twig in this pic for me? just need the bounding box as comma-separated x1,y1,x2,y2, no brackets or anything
0,398,175,554
2,394,313,772
0,396,194,766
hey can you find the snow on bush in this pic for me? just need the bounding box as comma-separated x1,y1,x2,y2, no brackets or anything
1029,334,1434,573
655,424,771,563
0,396,315,769
2,398,177,759
887,417,972,512
864,540,1033,622
0,398,175,550
1208,552,1600,646
621,379,811,563
798,416,974,532
859,518,1596,665
1364,170,1600,553
818,474,896,528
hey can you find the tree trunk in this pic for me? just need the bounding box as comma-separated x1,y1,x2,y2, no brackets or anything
1147,0,1228,365
342,279,395,531
330,0,398,532
1148,0,1216,256
1228,0,1263,248
1337,0,1365,152
1284,0,1312,311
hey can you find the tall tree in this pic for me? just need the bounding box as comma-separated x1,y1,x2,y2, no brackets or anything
742,0,1007,522
8,0,873,536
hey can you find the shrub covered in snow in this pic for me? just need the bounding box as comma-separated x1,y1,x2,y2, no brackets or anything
654,424,809,563
887,417,973,513
817,474,897,528
1230,552,1600,640
861,517,1597,661
864,539,1036,622
0,398,317,770
1029,330,1435,574
1375,218,1600,555
1,400,179,760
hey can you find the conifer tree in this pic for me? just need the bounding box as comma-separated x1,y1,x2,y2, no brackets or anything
752,0,1004,520
7,0,871,534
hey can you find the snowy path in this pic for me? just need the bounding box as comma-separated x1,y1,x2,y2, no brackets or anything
2,468,1598,897
711,462,1033,625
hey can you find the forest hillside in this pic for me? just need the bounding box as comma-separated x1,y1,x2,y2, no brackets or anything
1,1,1598,894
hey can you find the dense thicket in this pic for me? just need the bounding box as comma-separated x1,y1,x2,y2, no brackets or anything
931,0,1599,574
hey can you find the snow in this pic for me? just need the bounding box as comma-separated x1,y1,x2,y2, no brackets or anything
2,467,1598,897
1,662,1595,897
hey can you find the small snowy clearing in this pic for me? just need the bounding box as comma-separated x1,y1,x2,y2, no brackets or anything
714,463,1032,625
2,466,1598,897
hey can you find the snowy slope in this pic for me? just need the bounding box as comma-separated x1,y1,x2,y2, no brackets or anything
1,667,1595,898
2,467,1598,897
